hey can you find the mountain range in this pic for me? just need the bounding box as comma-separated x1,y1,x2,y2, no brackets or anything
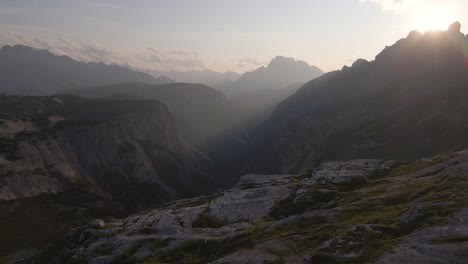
2,22,468,264
144,68,240,87
224,56,324,95
223,56,324,131
245,22,468,174
0,45,172,95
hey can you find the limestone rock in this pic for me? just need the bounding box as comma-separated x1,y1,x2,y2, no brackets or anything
303,159,395,185
0,95,190,206
377,209,468,264
48,151,468,263
88,219,105,229
209,174,296,222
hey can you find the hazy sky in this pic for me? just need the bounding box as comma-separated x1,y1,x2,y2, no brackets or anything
0,0,466,73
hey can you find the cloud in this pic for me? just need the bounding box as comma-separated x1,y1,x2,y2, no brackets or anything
0,32,206,71
0,33,256,73
360,0,424,13
237,57,266,69
146,47,205,70
0,33,115,63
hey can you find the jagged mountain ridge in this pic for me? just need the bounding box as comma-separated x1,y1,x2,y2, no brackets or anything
245,22,468,174
45,150,468,263
225,56,324,95
0,45,172,95
0,95,192,206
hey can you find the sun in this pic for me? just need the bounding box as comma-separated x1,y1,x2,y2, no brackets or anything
411,3,460,32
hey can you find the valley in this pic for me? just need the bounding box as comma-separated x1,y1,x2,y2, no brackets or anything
0,4,468,262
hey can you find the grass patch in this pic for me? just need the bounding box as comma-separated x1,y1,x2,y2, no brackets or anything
434,235,468,244
165,193,220,209
143,239,222,264
269,195,302,220
250,157,468,263
0,191,117,261
191,211,228,228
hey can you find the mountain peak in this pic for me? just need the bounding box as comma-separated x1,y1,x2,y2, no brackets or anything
448,21,461,33
268,56,309,69
407,30,423,39
1,44,34,54
0,44,171,95
228,56,324,94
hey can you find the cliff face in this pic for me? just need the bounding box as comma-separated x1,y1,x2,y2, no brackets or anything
48,150,468,264
0,95,190,206
68,82,243,146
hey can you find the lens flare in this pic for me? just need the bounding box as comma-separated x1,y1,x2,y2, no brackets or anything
411,3,460,32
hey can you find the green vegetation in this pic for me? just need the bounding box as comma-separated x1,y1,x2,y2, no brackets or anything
269,195,301,220
0,191,114,261
165,193,221,209
191,210,228,228
434,235,468,244
248,156,468,263
2,137,466,263
95,168,171,211
142,233,254,264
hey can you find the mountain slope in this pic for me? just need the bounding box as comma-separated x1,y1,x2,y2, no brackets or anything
42,150,468,264
229,82,304,123
246,22,468,174
68,82,243,146
0,95,191,206
0,45,172,95
225,56,324,95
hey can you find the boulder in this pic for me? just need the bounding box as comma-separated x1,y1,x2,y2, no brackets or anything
88,219,105,229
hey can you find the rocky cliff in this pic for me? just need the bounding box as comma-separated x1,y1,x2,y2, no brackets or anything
67,82,244,146
45,150,468,264
0,95,191,207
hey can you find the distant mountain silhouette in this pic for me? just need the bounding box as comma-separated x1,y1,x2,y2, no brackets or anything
225,56,324,95
68,82,243,146
0,45,172,95
245,22,468,174
141,68,240,87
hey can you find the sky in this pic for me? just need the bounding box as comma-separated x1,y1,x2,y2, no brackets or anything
0,0,467,73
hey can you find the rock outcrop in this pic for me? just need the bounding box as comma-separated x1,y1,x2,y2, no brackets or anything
0,95,191,207
302,159,397,185
48,150,468,263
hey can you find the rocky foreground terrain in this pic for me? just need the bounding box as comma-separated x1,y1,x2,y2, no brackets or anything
41,150,468,264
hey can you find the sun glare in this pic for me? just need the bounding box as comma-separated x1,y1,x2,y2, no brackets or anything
412,3,460,32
